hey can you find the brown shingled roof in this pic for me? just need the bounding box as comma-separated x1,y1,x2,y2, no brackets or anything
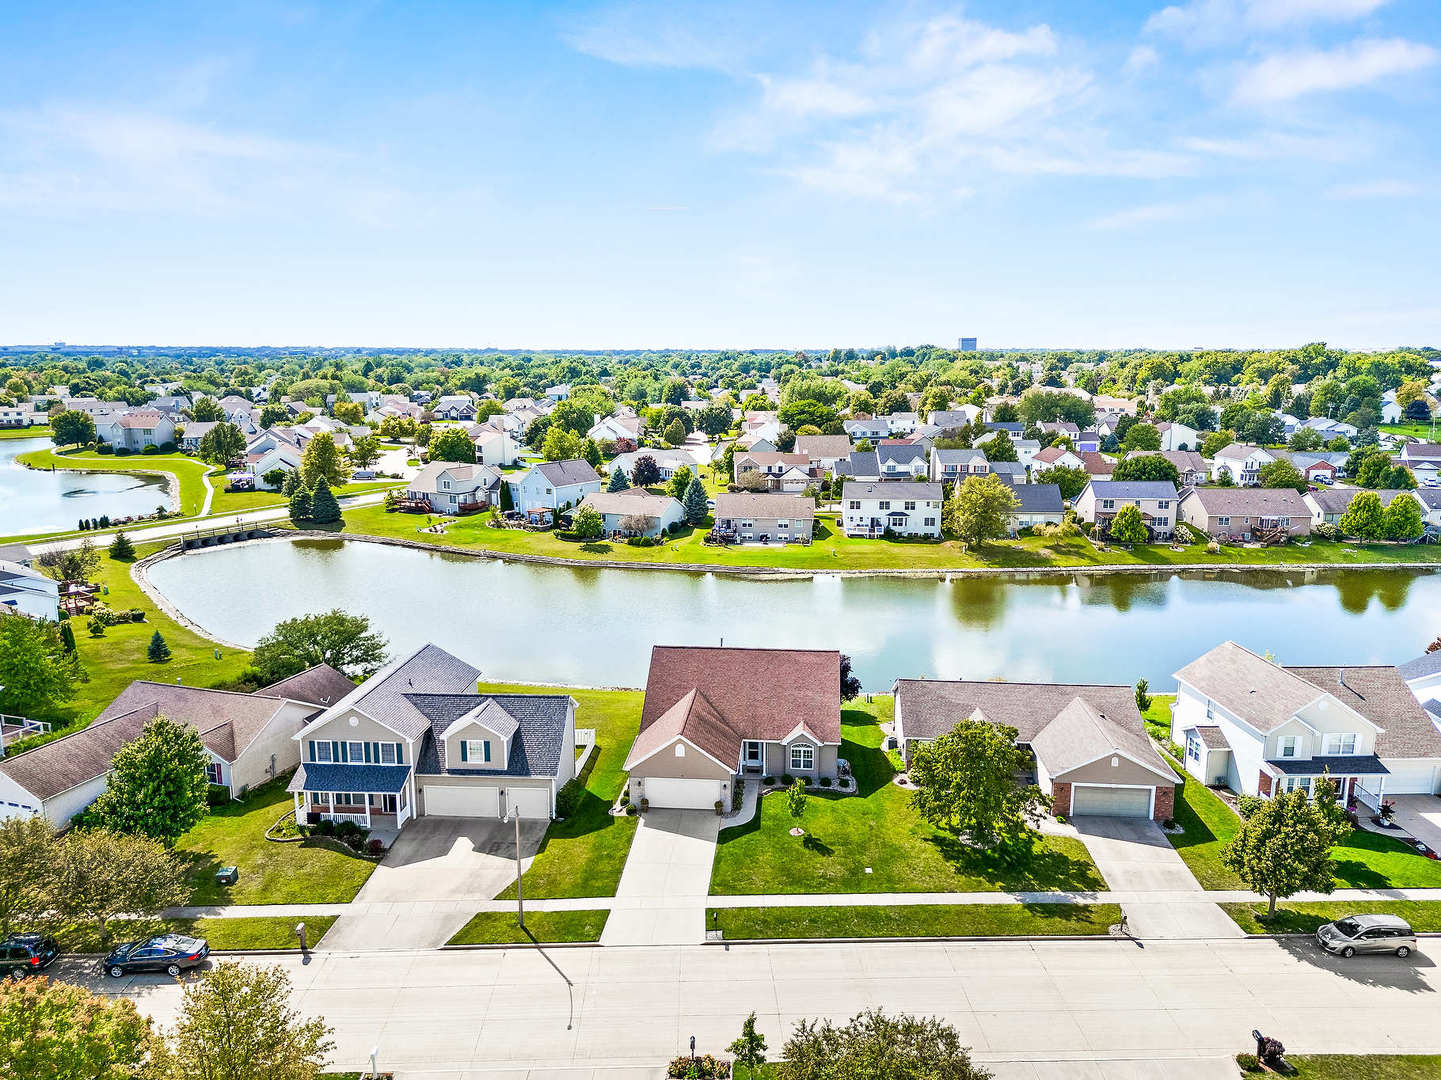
260,664,355,707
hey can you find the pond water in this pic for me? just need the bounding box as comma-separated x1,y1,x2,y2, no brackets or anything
144,537,1441,690
1,437,173,536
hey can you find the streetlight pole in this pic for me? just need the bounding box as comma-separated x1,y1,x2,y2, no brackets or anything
505,804,524,929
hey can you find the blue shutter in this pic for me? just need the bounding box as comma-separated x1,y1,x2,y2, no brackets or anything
483,741,491,763
339,741,347,763
307,740,316,762
395,742,404,764
364,742,373,764
460,741,468,762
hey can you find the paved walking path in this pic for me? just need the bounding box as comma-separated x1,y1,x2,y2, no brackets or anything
599,809,719,946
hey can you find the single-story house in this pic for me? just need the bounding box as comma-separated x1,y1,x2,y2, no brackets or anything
575,488,684,536
623,645,841,809
893,679,1177,820
609,448,699,483
1178,487,1312,541
178,421,219,453
1172,641,1441,806
1125,450,1207,487
1007,483,1065,533
406,461,504,514
712,492,815,543
0,666,354,824
289,644,577,828
0,560,60,621
1302,487,1414,527
507,459,603,512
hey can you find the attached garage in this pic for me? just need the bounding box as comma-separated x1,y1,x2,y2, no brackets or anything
423,784,500,818
503,785,553,820
1071,784,1153,818
639,776,727,811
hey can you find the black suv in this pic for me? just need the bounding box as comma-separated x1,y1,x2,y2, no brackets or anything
0,934,60,979
103,934,209,979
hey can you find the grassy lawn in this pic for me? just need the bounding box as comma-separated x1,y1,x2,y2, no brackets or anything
209,477,403,517
486,682,642,899
1240,1055,1441,1079
337,499,1441,572
446,909,608,944
710,699,1105,895
1141,693,1175,743
1381,422,1440,440
0,425,51,439
59,915,338,953
1222,900,1441,935
1162,752,1441,890
709,902,1122,940
177,778,377,905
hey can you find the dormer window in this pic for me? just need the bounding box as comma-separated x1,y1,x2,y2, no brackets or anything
461,739,492,763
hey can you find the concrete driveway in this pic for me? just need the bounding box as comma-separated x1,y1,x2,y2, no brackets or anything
322,818,548,951
1072,817,1243,939
600,809,719,947
1388,795,1441,853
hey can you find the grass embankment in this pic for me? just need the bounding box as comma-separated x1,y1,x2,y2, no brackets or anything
60,916,338,953
446,910,609,944
1380,423,1440,441
1239,1055,1441,1079
709,903,1122,940
339,500,1441,572
1222,900,1441,935
487,682,642,899
178,778,378,906
0,425,51,439
710,699,1105,895
1162,752,1441,890
1141,694,1175,743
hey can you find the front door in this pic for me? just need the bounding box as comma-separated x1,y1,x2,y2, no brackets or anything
743,741,763,768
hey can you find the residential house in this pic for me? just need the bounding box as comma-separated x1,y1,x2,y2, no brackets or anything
432,395,477,422
927,407,981,429
1074,480,1178,539
371,395,424,423
794,434,853,472
545,384,571,401
1079,452,1114,480
0,403,46,428
1303,488,1417,527
1279,450,1347,484
842,417,890,443
0,560,60,621
623,646,841,809
1178,487,1312,541
1382,390,1405,425
741,411,783,444
712,492,815,544
289,644,577,829
1008,484,1065,533
1155,422,1202,452
406,462,504,514
1302,416,1359,441
1399,443,1441,484
95,410,175,451
1171,641,1441,806
1091,394,1139,416
873,443,930,479
882,412,920,435
610,448,700,483
893,679,1176,820
178,421,222,454
1032,445,1084,472
1399,651,1441,718
574,488,684,537
587,413,642,446
734,451,817,493
929,448,990,483
988,460,1029,485
1211,443,1277,485
0,666,354,824
1075,430,1101,453
1125,450,1207,487
1413,487,1441,530
734,433,778,454
841,480,943,538
507,459,603,512
834,451,881,482
464,424,520,467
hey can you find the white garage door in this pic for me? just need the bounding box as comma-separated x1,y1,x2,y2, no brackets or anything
642,777,726,810
424,785,500,818
504,786,552,820
1072,785,1152,818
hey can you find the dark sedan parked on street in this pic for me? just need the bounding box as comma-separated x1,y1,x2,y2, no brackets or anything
103,934,210,979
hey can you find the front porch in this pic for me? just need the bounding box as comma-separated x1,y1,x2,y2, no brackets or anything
287,762,414,838
1265,756,1390,809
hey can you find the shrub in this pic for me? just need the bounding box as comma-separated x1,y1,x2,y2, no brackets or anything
115,446,132,456
206,783,231,807
1237,794,1266,819
96,443,115,455
666,1054,731,1079
781,773,794,786
127,608,145,622
555,776,586,818
367,838,386,855
141,444,159,454
1206,540,1220,554
762,775,775,786
1314,522,1340,541
158,440,177,453
314,819,336,836
715,800,724,816
820,776,833,787
625,805,637,815
639,798,649,813
345,832,368,852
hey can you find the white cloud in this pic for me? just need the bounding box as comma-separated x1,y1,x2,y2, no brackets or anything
1327,178,1425,198
1232,37,1437,103
1126,45,1160,72
1087,195,1227,229
1146,0,1389,41
562,2,752,72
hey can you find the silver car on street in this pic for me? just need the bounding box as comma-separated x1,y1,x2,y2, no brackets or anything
1316,914,1417,958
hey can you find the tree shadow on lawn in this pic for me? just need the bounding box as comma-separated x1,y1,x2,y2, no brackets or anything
802,834,835,857
924,832,1107,892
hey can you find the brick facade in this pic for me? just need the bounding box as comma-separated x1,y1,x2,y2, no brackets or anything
1258,771,1272,796
1051,782,1072,816
1152,785,1175,822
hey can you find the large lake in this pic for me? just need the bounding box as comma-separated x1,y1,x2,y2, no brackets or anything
145,537,1441,689
2,436,172,536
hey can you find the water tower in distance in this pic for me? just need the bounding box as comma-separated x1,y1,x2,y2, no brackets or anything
958,337,977,351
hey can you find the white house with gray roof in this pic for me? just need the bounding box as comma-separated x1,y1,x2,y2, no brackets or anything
507,458,602,513
289,643,577,830
0,560,60,621
841,480,943,538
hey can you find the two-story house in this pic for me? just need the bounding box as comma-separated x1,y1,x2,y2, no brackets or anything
1172,641,1441,807
842,417,890,443
1073,480,1178,540
928,448,990,484
1211,443,1277,485
96,410,176,451
733,451,817,492
289,643,578,830
841,480,943,538
1032,445,1084,472
1155,421,1202,452
873,443,930,479
432,395,477,422
711,492,815,544
507,459,603,512
794,434,853,473
405,461,504,514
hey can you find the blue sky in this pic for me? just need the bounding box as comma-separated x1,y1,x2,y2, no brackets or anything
1,0,1438,349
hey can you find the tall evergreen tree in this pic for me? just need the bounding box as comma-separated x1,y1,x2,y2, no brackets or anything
606,467,629,492
288,486,313,523
147,630,172,663
309,483,342,524
682,475,709,525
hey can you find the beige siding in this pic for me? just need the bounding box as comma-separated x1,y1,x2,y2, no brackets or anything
629,738,733,781
442,721,509,773
232,701,313,792
1054,755,1171,787
302,708,405,748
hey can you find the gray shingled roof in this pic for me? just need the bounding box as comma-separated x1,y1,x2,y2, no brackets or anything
875,444,927,465
534,459,601,486
1190,725,1229,750
835,451,879,477
1285,665,1441,759
895,679,1142,744
1084,480,1179,499
1030,697,1174,779
408,693,570,777
261,665,355,708
931,449,989,465
1305,488,1410,515
1173,642,1323,732
1182,487,1310,517
1268,755,1388,776
288,762,414,793
841,480,943,500
1398,652,1441,681
1010,484,1063,513
713,492,815,520
326,643,482,741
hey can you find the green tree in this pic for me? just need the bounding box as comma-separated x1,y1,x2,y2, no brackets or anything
252,609,389,681
1338,491,1386,540
197,422,246,466
1034,464,1088,501
1108,503,1149,544
786,778,808,828
259,402,291,428
347,434,382,469
51,409,97,448
944,474,1018,545
0,975,159,1080
299,431,349,488
541,426,584,462
666,465,694,501
778,1009,989,1080
90,715,210,843
1135,678,1151,713
288,485,313,524
146,630,172,663
1111,455,1180,485
428,426,476,464
572,505,605,539
694,402,733,438
1201,430,1236,459
662,417,687,445
1120,422,1161,452
1288,427,1323,451
58,620,77,653
1257,459,1307,493
907,719,1048,849
0,816,54,938
1222,788,1348,916
309,483,341,524
107,530,136,560
605,467,629,492
188,396,226,422
729,1011,768,1074
839,653,862,701
681,475,709,525
154,961,335,1080
54,828,189,946
982,430,1019,462
1382,494,1424,541
332,399,365,424
0,617,80,718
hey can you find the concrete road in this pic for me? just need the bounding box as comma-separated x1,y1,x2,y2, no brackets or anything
78,934,1441,1076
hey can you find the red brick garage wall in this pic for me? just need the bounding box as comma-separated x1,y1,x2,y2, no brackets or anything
1153,785,1175,822
1051,782,1072,816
